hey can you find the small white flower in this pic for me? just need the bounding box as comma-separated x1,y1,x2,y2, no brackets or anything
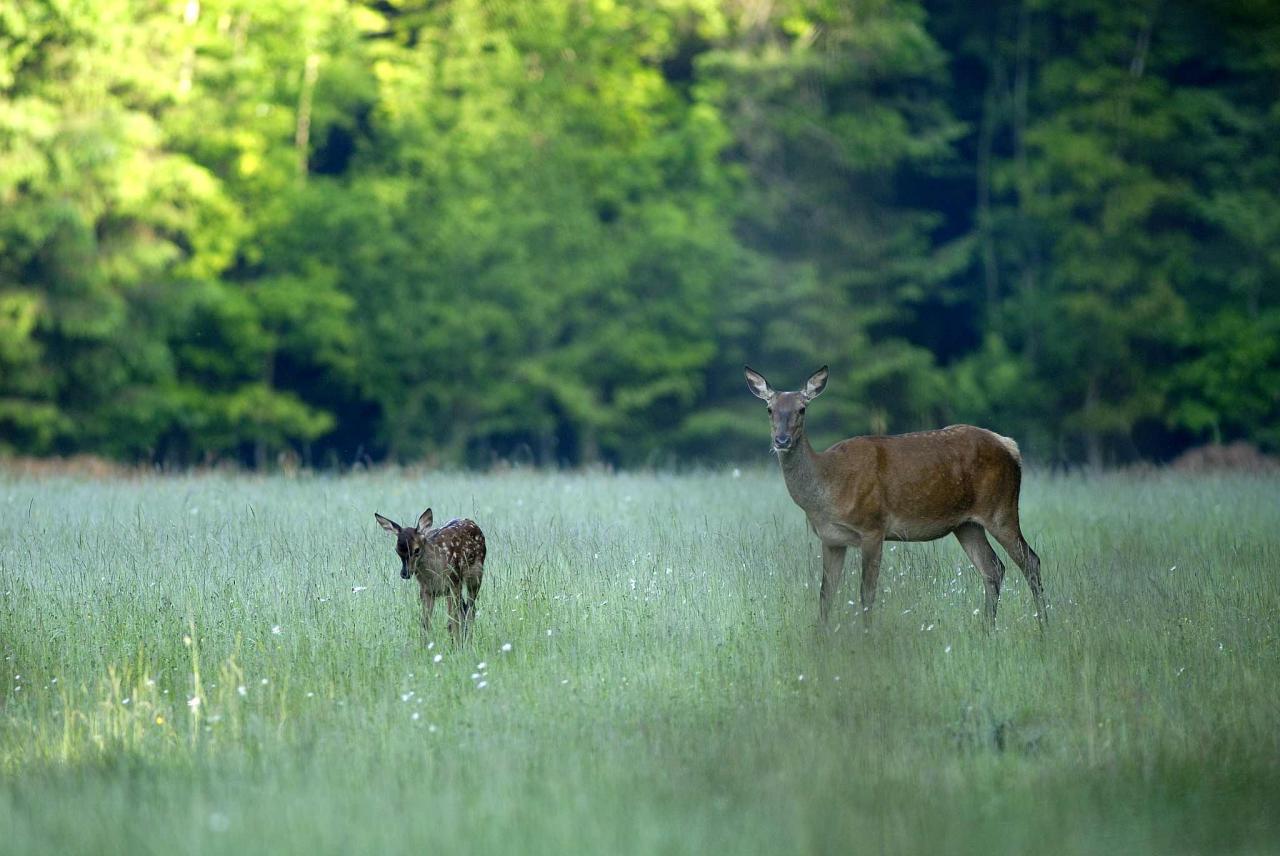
187,696,201,709
306,691,314,698
433,654,443,663
477,681,488,689
797,674,805,682
470,673,481,680
427,642,435,650
732,468,741,478
501,643,512,652
428,724,438,733
546,629,553,636
561,679,569,685
401,691,414,701
122,697,131,705
183,635,192,646
352,586,367,593
237,685,247,697
260,678,269,685
271,625,282,635
411,712,420,721
944,645,952,654
476,662,487,670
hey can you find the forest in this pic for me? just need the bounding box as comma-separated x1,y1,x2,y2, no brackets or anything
2,0,1277,467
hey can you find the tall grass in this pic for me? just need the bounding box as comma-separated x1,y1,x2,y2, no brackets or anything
2,469,1278,854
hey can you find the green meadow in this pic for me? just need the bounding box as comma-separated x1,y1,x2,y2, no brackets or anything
2,469,1278,854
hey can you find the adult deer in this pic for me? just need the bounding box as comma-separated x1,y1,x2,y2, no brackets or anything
744,365,1045,628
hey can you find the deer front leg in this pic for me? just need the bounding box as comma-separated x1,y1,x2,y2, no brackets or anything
859,534,884,626
419,590,435,640
819,544,847,625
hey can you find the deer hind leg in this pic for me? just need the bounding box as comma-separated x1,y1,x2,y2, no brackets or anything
445,588,463,643
954,522,1005,627
819,545,847,625
460,565,483,638
858,534,884,627
986,517,1046,626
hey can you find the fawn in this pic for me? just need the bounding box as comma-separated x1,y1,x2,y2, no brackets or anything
375,508,487,642
745,365,1045,628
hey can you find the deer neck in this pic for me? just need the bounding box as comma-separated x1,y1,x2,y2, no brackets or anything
776,433,831,515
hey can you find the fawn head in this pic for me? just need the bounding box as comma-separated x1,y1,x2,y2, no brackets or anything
744,365,828,452
375,508,436,580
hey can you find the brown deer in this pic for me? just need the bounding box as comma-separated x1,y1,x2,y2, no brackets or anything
375,509,487,642
744,365,1045,628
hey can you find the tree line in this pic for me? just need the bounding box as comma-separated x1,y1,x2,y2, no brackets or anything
2,0,1277,467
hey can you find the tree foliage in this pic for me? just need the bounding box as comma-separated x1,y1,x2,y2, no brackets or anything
1,0,1276,465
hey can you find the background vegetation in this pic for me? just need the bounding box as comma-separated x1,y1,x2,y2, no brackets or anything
2,0,1278,467
2,469,1278,852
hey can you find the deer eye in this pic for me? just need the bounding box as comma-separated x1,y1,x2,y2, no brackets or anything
766,406,773,414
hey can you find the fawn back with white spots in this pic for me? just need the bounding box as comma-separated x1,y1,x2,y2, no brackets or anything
745,365,1045,629
375,508,487,642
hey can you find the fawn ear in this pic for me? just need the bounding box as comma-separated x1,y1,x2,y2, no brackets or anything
802,365,828,401
374,513,401,535
744,365,774,401
416,508,434,532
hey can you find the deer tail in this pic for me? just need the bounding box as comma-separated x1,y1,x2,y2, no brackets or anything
996,433,1022,465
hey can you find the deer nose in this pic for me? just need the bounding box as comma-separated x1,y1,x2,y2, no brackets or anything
775,433,792,447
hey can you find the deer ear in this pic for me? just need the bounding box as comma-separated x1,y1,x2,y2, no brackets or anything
803,365,828,401
416,508,434,532
374,513,400,535
744,365,774,401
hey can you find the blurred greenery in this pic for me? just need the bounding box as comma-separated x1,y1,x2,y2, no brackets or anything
1,0,1277,466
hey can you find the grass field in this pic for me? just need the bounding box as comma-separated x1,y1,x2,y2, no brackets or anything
2,467,1278,854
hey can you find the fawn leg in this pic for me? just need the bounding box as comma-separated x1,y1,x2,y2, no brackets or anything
446,589,462,643
463,565,483,637
419,591,435,640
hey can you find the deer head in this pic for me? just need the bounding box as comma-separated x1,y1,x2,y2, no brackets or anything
374,508,435,580
744,365,828,452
